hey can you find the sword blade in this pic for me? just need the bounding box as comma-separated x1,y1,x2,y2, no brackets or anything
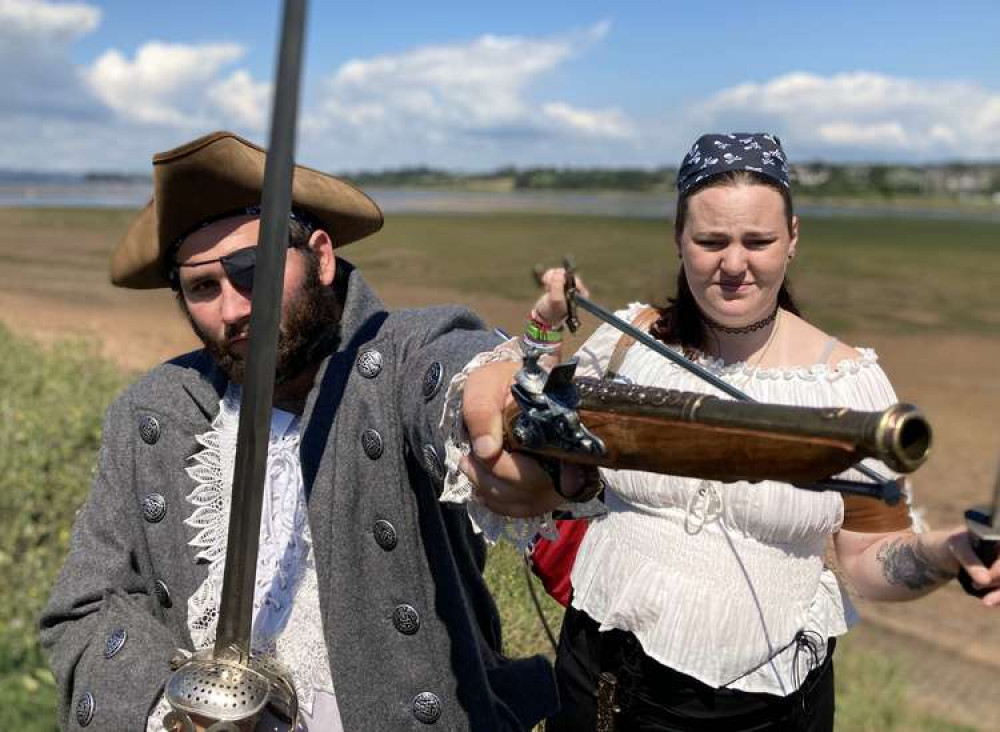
215,0,308,662
990,452,1000,532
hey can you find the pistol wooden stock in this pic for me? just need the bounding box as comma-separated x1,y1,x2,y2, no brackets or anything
502,378,931,485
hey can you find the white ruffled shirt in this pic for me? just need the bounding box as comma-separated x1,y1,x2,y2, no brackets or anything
148,385,341,731
443,303,913,698
572,304,912,696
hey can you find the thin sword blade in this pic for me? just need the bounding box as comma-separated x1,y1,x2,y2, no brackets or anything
214,0,308,661
990,453,1000,532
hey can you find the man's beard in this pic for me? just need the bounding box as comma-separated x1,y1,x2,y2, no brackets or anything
188,260,342,386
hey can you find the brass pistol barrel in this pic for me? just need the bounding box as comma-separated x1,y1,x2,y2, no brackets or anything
504,378,932,485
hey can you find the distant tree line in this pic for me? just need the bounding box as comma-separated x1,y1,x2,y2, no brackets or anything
342,162,1000,198
6,163,997,199
792,162,1000,198
344,165,676,192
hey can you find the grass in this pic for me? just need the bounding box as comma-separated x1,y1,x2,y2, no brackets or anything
349,212,1000,337
833,633,975,732
2,207,997,336
1,206,997,729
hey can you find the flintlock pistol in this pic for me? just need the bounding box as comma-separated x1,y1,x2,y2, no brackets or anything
504,349,930,489
512,260,935,533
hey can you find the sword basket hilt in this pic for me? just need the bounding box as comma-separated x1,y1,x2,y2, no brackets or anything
163,651,298,731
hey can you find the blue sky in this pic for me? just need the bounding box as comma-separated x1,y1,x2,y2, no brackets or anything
4,0,998,172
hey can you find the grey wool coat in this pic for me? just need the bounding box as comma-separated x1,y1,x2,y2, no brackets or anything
40,262,557,731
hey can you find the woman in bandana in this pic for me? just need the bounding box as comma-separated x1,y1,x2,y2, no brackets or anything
454,133,1000,731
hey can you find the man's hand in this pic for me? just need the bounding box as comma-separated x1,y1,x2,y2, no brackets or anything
459,360,567,517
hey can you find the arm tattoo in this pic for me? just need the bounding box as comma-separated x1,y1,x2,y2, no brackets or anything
875,538,955,591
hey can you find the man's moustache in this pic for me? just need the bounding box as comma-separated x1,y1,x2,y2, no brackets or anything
225,321,250,342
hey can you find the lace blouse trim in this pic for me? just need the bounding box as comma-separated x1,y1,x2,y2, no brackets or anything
577,302,883,383
439,338,604,550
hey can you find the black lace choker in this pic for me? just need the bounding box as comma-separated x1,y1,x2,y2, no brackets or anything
701,307,778,335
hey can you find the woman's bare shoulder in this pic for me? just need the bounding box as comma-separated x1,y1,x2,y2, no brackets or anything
780,311,862,366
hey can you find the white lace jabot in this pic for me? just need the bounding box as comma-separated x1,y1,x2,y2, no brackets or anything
148,385,341,732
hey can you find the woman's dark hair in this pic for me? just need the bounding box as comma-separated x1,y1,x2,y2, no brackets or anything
652,170,801,353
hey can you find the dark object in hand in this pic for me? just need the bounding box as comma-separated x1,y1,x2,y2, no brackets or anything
958,505,999,599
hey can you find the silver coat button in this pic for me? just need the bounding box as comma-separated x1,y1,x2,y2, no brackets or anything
356,349,383,379
422,444,444,482
154,580,172,608
373,520,398,551
141,493,167,523
75,692,95,727
104,628,127,659
422,362,444,401
362,428,384,460
393,604,420,635
412,691,441,724
139,415,160,444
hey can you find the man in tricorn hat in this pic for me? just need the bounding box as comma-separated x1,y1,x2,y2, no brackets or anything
40,131,558,731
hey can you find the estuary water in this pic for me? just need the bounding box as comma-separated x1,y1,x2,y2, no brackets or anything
1,178,998,223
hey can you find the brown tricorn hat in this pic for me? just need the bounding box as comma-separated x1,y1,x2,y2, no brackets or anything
110,131,384,289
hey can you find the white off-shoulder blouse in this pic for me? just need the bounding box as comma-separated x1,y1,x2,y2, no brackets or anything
567,303,911,696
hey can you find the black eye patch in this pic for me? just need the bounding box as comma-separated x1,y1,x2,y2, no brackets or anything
176,245,258,291
218,247,257,290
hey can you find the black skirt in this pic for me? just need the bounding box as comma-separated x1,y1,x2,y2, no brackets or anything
547,606,836,732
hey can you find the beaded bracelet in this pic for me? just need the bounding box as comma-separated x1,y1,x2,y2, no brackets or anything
529,308,565,332
524,319,563,344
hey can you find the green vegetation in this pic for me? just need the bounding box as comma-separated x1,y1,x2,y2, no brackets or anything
341,163,1000,201
344,165,675,192
834,633,974,732
0,325,125,731
2,207,997,729
352,212,1000,337
484,542,563,661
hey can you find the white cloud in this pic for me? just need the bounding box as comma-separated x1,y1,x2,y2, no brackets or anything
0,2,278,171
817,121,910,148
84,41,245,126
302,21,635,167
0,0,105,119
6,11,998,171
542,102,632,139
0,0,99,44
699,71,1000,159
0,12,632,170
207,70,272,130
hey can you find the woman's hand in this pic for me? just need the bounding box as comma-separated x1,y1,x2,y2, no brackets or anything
947,530,1000,605
532,268,589,328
